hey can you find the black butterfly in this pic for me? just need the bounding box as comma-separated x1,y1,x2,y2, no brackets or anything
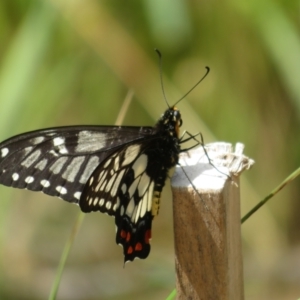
0,107,184,262
0,63,209,263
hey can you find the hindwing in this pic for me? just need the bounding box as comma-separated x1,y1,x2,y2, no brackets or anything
80,143,156,261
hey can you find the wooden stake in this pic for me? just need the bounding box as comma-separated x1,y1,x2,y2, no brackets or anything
171,142,254,300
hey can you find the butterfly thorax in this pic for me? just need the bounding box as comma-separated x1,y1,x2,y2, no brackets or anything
152,106,182,165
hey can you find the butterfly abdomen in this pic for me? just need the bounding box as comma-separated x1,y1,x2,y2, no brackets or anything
146,106,182,217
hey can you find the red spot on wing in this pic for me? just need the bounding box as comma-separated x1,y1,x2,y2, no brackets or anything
145,229,151,244
135,242,142,251
116,214,152,262
127,246,133,254
120,230,127,239
126,232,131,242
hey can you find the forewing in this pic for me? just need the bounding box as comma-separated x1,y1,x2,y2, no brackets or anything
0,126,152,204
80,143,155,262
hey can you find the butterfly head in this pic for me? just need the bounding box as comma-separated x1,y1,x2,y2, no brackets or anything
157,106,182,138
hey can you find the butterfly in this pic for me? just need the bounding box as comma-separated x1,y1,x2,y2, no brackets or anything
0,62,209,263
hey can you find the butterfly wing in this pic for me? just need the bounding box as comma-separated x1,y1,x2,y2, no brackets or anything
0,126,153,204
80,143,156,262
0,107,182,262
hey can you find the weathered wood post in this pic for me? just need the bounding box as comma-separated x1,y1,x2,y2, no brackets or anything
171,142,254,300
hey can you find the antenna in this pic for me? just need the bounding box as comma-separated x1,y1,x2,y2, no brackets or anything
173,66,210,107
155,49,170,108
155,49,210,108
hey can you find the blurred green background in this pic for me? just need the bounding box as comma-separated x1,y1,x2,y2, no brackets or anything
0,0,299,299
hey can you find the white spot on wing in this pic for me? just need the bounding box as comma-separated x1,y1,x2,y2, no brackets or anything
53,137,65,146
98,170,105,181
134,198,143,223
49,157,68,174
1,148,9,157
79,156,99,184
35,158,48,171
122,144,141,166
12,173,19,181
128,177,139,199
126,198,135,217
53,137,68,154
76,131,107,152
99,180,107,191
95,171,107,191
74,191,81,200
93,198,99,206
41,179,50,188
138,172,150,197
21,150,41,168
121,183,127,194
58,146,68,154
113,197,120,211
105,201,112,209
22,146,33,157
49,150,58,157
114,155,120,171
56,186,67,194
111,169,125,197
25,176,34,184
103,158,111,168
105,173,117,193
62,156,85,182
89,176,94,186
132,154,147,177
30,136,45,145
99,198,105,206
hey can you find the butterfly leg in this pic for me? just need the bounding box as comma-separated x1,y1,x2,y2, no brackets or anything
179,130,202,145
180,131,231,179
179,130,203,152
